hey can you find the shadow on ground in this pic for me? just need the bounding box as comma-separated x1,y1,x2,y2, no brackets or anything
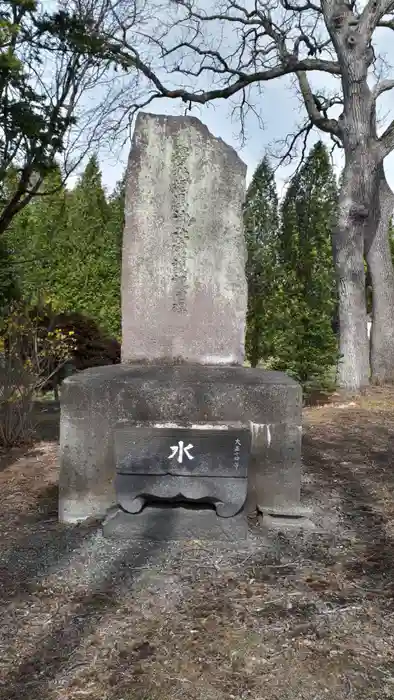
31,400,60,442
303,409,394,593
1,395,394,700
0,505,175,700
0,401,60,473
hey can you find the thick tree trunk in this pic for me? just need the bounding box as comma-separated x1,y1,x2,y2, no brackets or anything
365,167,394,383
333,154,374,390
331,40,386,391
322,14,388,391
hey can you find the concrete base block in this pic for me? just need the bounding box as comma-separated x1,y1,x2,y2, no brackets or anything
102,505,248,541
59,364,304,526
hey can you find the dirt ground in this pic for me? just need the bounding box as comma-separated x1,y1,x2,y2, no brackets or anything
0,390,394,700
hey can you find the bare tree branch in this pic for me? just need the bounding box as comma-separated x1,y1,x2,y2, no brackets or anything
46,0,394,390
59,0,394,170
103,41,341,107
281,0,323,14
296,71,340,136
269,120,313,174
359,0,394,37
379,119,394,156
0,0,137,235
373,78,394,100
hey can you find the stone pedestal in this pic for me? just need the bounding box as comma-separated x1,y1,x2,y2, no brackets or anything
58,364,304,532
102,505,248,541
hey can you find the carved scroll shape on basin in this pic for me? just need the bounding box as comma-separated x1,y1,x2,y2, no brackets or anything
115,477,246,518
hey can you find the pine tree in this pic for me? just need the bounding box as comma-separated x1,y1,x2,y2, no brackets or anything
5,164,68,306
61,155,120,337
244,156,279,367
107,172,126,267
272,141,339,387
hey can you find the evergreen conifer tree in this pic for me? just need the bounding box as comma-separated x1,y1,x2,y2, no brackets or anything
61,155,120,337
244,156,279,367
273,141,339,387
5,156,123,338
4,164,68,306
107,173,126,265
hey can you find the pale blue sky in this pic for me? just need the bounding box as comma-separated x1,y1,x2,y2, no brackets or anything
93,73,394,198
97,78,301,195
65,8,394,198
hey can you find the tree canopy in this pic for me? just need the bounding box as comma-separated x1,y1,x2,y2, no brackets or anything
0,0,107,236
5,157,123,338
245,143,339,390
61,0,394,389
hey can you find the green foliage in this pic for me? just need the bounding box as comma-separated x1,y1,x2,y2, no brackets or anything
0,0,69,180
272,142,339,388
0,299,119,384
245,143,339,392
244,156,279,367
5,157,123,339
49,310,120,371
107,173,126,264
0,237,19,316
0,299,76,384
58,156,121,338
5,164,68,302
0,1,104,236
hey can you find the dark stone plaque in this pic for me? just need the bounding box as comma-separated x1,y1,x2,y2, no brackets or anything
114,425,251,518
115,427,250,476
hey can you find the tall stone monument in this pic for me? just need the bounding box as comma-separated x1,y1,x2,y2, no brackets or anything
121,113,247,365
58,113,310,539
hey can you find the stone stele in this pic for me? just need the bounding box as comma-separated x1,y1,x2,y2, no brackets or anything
121,112,247,365
58,113,311,538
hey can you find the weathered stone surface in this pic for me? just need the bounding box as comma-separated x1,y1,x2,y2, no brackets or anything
58,364,302,523
116,474,246,518
121,112,247,365
250,422,303,515
102,505,248,541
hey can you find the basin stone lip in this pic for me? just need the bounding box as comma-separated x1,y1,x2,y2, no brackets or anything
60,363,301,424
59,364,303,525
